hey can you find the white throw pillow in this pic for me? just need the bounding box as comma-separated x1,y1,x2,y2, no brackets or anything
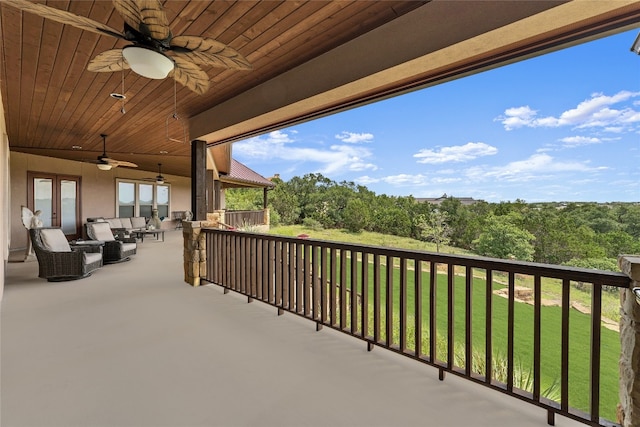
40,229,71,252
90,223,116,241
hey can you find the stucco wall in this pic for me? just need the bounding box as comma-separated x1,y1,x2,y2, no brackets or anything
1,88,8,300
9,152,191,251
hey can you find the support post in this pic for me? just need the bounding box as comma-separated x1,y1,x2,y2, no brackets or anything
618,255,640,427
191,140,207,221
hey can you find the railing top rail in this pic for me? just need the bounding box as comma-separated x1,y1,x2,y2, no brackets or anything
202,228,630,287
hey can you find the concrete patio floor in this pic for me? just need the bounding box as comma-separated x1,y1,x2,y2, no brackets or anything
2,229,584,427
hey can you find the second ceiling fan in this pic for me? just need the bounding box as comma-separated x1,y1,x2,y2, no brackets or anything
92,134,138,171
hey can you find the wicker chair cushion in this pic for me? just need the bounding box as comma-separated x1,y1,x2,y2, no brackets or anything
106,218,122,228
90,222,116,241
120,217,133,229
83,252,102,265
40,228,71,252
131,217,146,229
121,242,137,252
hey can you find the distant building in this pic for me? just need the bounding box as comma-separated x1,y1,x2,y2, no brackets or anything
416,194,480,206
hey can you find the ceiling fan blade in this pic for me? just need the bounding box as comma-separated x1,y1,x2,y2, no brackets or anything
87,49,131,73
113,0,170,41
170,36,252,70
3,0,125,40
170,56,210,95
109,159,138,168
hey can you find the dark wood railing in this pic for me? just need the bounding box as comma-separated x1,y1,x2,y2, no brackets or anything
224,210,265,228
202,229,630,426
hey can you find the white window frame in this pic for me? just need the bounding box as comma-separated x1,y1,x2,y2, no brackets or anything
116,179,171,218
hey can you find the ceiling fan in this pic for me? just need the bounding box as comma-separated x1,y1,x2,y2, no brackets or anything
90,134,138,170
3,0,252,95
142,163,169,184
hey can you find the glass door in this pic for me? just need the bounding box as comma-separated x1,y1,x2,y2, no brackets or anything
28,172,81,240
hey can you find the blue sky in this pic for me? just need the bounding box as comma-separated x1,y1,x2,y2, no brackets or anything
234,29,640,203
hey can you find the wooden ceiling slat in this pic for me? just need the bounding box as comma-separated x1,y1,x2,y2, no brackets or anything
0,6,24,145
45,2,125,149
26,18,63,144
18,11,46,144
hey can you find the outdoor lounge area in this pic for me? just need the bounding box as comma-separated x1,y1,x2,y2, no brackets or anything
1,229,585,427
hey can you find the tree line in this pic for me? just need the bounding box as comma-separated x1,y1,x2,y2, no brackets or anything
225,173,640,270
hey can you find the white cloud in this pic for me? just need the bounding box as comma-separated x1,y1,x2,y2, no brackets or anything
383,174,428,186
234,130,378,175
496,90,640,131
464,153,606,183
355,176,380,185
335,131,374,143
558,136,601,147
413,142,498,164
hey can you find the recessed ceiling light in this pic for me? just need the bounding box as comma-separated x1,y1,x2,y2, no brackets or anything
110,93,126,100
72,145,82,150
159,150,168,154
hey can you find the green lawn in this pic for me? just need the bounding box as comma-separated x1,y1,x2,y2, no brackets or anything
268,225,621,421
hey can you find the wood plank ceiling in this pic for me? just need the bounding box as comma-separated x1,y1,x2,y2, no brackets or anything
0,0,426,177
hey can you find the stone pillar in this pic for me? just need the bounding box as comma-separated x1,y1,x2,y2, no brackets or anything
183,221,206,287
618,255,640,426
263,208,270,226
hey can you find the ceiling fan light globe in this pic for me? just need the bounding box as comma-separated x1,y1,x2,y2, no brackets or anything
122,46,174,79
156,177,164,184
97,163,112,171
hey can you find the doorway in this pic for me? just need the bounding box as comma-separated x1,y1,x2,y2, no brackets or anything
27,172,82,240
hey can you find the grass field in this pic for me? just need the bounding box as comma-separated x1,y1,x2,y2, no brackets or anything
268,224,621,421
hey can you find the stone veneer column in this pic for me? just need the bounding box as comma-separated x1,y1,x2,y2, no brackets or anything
618,255,640,426
183,221,205,287
182,212,224,287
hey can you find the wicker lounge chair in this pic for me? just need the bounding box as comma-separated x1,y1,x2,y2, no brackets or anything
30,227,103,281
86,222,137,264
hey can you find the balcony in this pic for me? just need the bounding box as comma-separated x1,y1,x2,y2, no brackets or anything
1,229,593,426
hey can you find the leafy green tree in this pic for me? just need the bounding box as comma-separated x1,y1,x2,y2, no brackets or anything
269,180,300,225
473,215,535,261
225,188,263,210
343,198,371,232
416,210,451,252
596,230,640,258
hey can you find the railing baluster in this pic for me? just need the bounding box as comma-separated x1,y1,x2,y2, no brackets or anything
386,255,394,347
275,241,282,308
282,242,289,309
340,249,347,330
351,250,358,334
400,257,407,352
312,245,319,321
304,243,311,316
465,267,472,376
330,248,337,327
533,274,542,401
561,278,570,412
362,252,369,339
507,271,515,392
321,247,328,324
289,242,296,310
415,260,422,358
590,280,602,424
429,261,437,364
296,242,304,313
485,269,493,385
374,253,381,344
447,263,454,370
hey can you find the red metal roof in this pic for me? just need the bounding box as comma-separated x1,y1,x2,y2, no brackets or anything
219,159,275,188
